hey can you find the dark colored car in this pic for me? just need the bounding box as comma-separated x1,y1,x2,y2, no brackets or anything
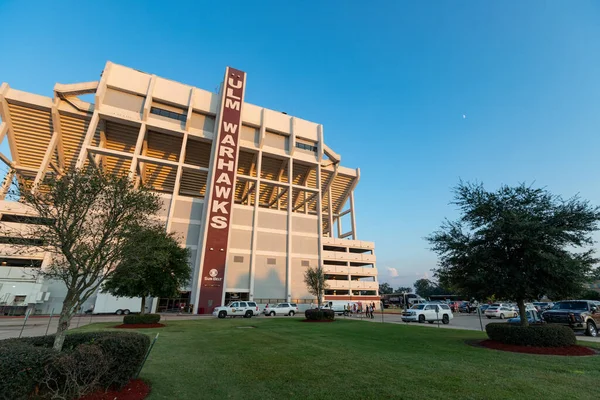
458,302,477,313
542,300,600,337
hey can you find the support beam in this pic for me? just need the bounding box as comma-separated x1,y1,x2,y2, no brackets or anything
241,152,258,204
51,98,65,170
166,131,189,232
54,81,99,96
267,186,287,207
75,112,100,168
239,182,256,205
86,146,133,159
267,158,288,206
285,157,292,302
94,120,107,167
349,191,357,239
249,150,263,300
339,231,353,239
0,122,7,145
328,187,334,238
129,123,147,179
0,83,20,165
31,133,58,193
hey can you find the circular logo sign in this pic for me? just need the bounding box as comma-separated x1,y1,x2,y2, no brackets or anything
209,269,218,278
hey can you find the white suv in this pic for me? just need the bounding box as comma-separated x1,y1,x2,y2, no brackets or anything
264,303,299,316
401,303,453,324
213,301,260,319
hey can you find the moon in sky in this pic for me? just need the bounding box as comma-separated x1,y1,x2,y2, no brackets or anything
462,114,466,119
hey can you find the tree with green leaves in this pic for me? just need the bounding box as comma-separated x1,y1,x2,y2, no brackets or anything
427,181,600,327
4,167,161,351
378,282,394,294
102,225,192,314
304,265,328,309
396,286,413,294
413,279,448,298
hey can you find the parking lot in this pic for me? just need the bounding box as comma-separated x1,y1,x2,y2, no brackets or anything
361,311,600,342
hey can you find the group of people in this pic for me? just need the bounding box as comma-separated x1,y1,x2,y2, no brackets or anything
344,302,377,319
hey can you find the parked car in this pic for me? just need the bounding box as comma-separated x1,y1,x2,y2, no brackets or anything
479,304,490,313
213,301,260,318
485,306,518,319
507,310,544,325
401,303,453,324
542,300,600,337
263,302,299,316
458,302,478,313
533,302,554,312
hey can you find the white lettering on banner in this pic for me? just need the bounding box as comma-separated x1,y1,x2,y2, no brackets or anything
215,186,231,198
221,134,235,146
210,216,228,229
226,88,241,100
225,98,240,110
212,200,228,214
219,146,234,158
215,173,231,185
223,122,238,134
228,77,243,89
203,69,244,241
217,158,234,171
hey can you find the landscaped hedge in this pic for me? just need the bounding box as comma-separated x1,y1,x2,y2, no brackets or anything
0,331,150,400
123,313,161,325
305,308,335,321
485,323,576,347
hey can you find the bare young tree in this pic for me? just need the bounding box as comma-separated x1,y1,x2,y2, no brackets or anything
2,167,161,350
304,265,328,309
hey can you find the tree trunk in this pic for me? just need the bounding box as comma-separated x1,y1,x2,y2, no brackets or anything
53,298,75,351
140,296,146,315
516,299,528,327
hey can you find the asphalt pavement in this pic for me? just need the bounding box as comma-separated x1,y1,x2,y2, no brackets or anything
360,311,600,343
2,311,598,344
0,313,208,340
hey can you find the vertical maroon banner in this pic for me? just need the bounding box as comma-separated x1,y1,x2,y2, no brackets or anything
198,67,246,313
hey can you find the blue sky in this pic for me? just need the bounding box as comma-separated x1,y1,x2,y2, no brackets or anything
1,1,600,289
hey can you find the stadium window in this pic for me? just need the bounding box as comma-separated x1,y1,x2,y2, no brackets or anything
0,214,53,225
150,106,187,123
0,237,45,246
295,142,317,153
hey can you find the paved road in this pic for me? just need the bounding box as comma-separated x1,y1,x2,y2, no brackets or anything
3,312,599,344
0,314,207,340
361,311,600,343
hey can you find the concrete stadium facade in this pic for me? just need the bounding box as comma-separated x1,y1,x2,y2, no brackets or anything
0,62,379,314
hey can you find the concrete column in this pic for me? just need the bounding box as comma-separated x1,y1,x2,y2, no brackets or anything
286,157,293,302
350,191,357,240
249,151,263,300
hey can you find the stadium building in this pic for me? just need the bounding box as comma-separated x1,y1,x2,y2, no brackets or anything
0,62,379,314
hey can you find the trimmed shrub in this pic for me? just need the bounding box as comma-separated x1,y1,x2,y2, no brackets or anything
305,308,335,321
43,344,110,400
0,331,150,399
485,323,576,347
0,344,56,400
123,313,161,325
94,332,150,388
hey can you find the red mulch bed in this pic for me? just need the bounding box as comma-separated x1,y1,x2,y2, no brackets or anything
78,379,150,400
301,319,335,323
479,339,597,356
114,323,166,329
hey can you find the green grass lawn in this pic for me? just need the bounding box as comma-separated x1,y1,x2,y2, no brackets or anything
78,318,599,400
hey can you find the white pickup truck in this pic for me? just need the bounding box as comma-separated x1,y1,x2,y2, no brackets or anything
213,301,260,318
